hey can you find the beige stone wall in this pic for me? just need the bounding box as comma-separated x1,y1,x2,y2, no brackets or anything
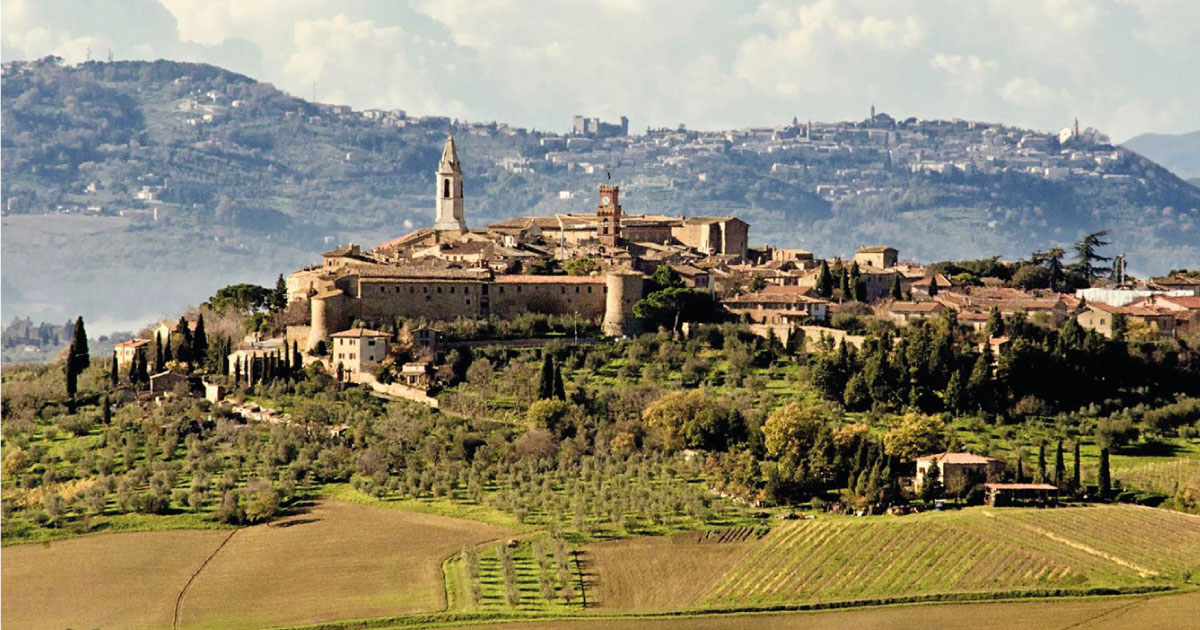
490,279,607,318
330,336,387,374
354,279,485,321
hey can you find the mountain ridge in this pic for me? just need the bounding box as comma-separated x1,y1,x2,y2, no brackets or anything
3,57,1199,331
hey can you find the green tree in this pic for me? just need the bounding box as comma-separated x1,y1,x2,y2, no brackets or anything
882,413,946,460
849,262,866,302
1036,442,1047,483
271,274,288,313
839,266,850,300
110,351,119,387
563,257,596,276
538,352,556,400
1098,446,1111,498
1111,312,1128,342
192,313,208,364
174,316,193,367
1080,439,1089,494
927,275,939,296
527,399,569,431
748,274,767,292
889,274,902,300
943,369,965,413
1054,439,1065,489
64,316,89,399
1073,230,1112,280
206,283,272,314
153,332,164,373
762,402,830,460
815,260,833,298
986,307,1004,338
966,346,994,411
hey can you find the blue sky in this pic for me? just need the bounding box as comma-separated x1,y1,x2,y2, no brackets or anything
3,0,1197,141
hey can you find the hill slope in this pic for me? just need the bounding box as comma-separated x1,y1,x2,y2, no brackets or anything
3,58,1199,330
1124,130,1200,181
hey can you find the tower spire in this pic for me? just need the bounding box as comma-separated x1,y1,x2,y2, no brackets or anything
434,135,466,232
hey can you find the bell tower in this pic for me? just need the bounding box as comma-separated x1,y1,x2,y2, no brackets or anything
596,184,621,246
434,135,467,231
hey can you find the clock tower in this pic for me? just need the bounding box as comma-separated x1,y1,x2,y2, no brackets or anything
596,184,621,246
434,135,467,232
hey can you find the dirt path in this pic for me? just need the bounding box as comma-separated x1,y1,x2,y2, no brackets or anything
173,528,240,629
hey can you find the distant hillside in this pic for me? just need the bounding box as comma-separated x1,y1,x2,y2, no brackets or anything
1124,130,1200,180
3,58,1199,330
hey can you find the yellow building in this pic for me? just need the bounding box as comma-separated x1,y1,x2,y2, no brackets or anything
330,328,391,375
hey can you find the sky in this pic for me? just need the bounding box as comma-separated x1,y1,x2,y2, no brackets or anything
2,0,1198,142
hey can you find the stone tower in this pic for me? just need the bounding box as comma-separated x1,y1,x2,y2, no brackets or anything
602,270,643,337
434,135,467,231
596,184,621,246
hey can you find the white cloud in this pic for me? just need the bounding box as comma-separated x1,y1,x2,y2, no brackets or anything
1,0,1197,140
998,76,1070,109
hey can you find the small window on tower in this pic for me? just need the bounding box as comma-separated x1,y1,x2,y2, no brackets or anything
443,178,451,198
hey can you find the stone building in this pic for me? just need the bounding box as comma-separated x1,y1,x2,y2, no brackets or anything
915,452,1005,493
330,328,391,375
853,246,899,269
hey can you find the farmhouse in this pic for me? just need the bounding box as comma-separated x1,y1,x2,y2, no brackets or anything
915,452,1005,493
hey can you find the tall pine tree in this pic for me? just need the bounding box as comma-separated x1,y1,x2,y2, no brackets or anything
110,351,119,387
1054,439,1065,489
1098,447,1112,498
154,332,165,373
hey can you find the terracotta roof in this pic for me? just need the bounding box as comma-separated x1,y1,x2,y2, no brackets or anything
917,452,1000,464
888,302,945,313
493,274,607,284
856,246,897,253
330,328,391,338
116,338,151,348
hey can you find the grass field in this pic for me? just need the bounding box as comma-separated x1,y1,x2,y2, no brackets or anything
428,589,1200,630
1,499,510,630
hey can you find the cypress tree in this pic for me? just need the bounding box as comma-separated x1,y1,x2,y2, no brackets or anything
175,317,193,367
64,316,89,399
1080,439,1089,494
137,352,149,384
110,351,119,387
235,356,242,384
815,260,833,299
101,393,111,424
1054,439,1065,489
1036,442,1047,483
154,332,165,373
839,267,850,301
163,333,173,364
944,370,965,413
849,262,865,302
927,275,939,296
538,352,555,400
986,307,1004,338
272,274,288,313
1015,452,1024,483
128,350,139,383
553,363,566,400
890,274,902,300
192,314,208,365
1098,447,1111,498
292,340,302,370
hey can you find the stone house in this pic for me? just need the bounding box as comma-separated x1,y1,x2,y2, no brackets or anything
330,328,391,375
114,338,151,367
915,452,1005,493
853,246,898,269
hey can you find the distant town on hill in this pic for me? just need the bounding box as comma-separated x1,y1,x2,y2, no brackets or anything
2,56,1198,330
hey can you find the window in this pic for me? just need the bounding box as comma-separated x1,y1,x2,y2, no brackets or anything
443,178,451,198
482,285,488,295
437,286,443,293
450,286,455,294
368,340,375,346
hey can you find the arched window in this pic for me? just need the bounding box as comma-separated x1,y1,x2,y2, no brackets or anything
443,178,451,198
